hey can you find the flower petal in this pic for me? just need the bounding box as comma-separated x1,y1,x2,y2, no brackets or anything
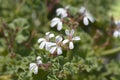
39,41,46,49
86,13,94,23
113,31,120,38
79,6,86,13
36,56,41,60
48,42,56,46
29,63,36,71
45,44,50,51
45,42,54,50
29,63,38,74
63,39,69,44
37,60,42,65
38,38,45,43
49,33,55,38
72,36,80,41
34,66,38,74
50,18,60,27
57,21,62,31
69,42,74,49
65,29,69,35
57,47,62,55
56,8,67,18
56,8,62,16
50,22,57,27
56,35,63,42
61,12,67,18
83,17,89,25
49,47,57,54
45,32,50,36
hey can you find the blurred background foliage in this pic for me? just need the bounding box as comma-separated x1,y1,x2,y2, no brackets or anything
0,0,120,80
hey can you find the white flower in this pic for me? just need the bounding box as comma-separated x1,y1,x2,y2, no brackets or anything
79,6,94,26
38,32,54,50
113,30,120,38
29,56,42,74
83,12,94,26
50,17,63,31
56,8,68,18
29,63,38,74
49,35,63,55
63,29,80,49
36,56,42,65
83,16,89,26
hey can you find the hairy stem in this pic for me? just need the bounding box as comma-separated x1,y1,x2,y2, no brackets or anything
101,47,120,56
67,50,73,60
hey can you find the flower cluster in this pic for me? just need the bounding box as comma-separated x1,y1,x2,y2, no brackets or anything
38,30,80,55
37,8,81,56
30,6,96,74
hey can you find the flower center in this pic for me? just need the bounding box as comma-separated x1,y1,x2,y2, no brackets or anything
68,34,73,42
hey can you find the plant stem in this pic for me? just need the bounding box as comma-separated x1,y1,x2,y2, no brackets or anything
101,47,120,56
67,50,72,60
